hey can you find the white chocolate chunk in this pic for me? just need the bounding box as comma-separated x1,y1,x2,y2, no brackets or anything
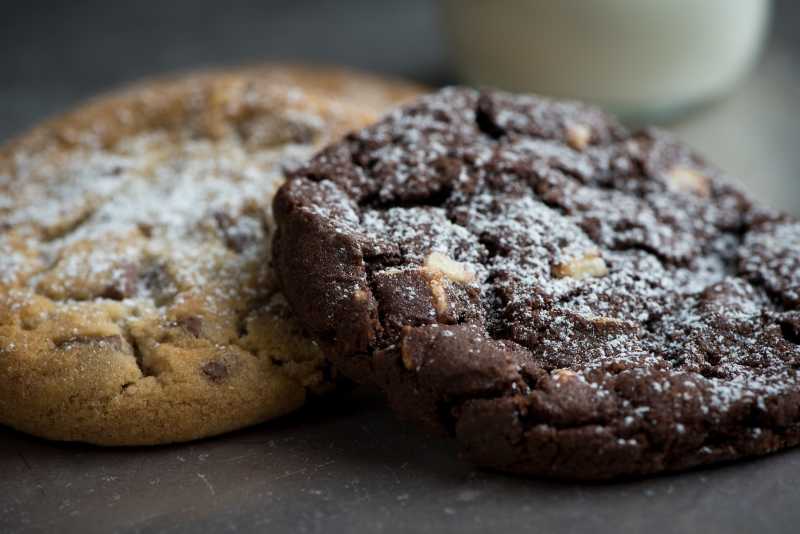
551,368,578,383
553,250,609,279
566,123,592,151
428,278,450,316
423,252,475,284
665,166,711,197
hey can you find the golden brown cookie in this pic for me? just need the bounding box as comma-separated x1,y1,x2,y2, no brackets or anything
0,65,421,445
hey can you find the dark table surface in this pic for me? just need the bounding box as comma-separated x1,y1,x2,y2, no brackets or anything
4,389,800,534
2,1,800,533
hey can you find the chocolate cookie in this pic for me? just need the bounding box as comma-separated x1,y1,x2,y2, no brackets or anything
0,66,421,445
273,87,800,479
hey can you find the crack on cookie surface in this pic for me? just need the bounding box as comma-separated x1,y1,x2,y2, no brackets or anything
129,334,152,378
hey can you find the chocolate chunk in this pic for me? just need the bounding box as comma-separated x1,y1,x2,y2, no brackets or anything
213,211,256,253
177,316,203,337
201,361,228,383
139,261,177,306
102,263,138,300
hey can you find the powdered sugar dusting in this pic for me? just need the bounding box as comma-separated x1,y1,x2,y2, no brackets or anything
286,86,800,433
0,85,355,320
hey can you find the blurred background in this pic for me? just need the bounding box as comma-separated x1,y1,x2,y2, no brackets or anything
1,0,798,214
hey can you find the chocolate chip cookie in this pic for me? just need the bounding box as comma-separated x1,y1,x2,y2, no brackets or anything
273,87,800,479
0,66,421,445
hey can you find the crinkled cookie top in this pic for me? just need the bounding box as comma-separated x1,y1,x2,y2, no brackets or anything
274,87,800,479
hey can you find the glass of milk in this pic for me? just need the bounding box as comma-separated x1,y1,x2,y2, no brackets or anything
441,0,772,122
